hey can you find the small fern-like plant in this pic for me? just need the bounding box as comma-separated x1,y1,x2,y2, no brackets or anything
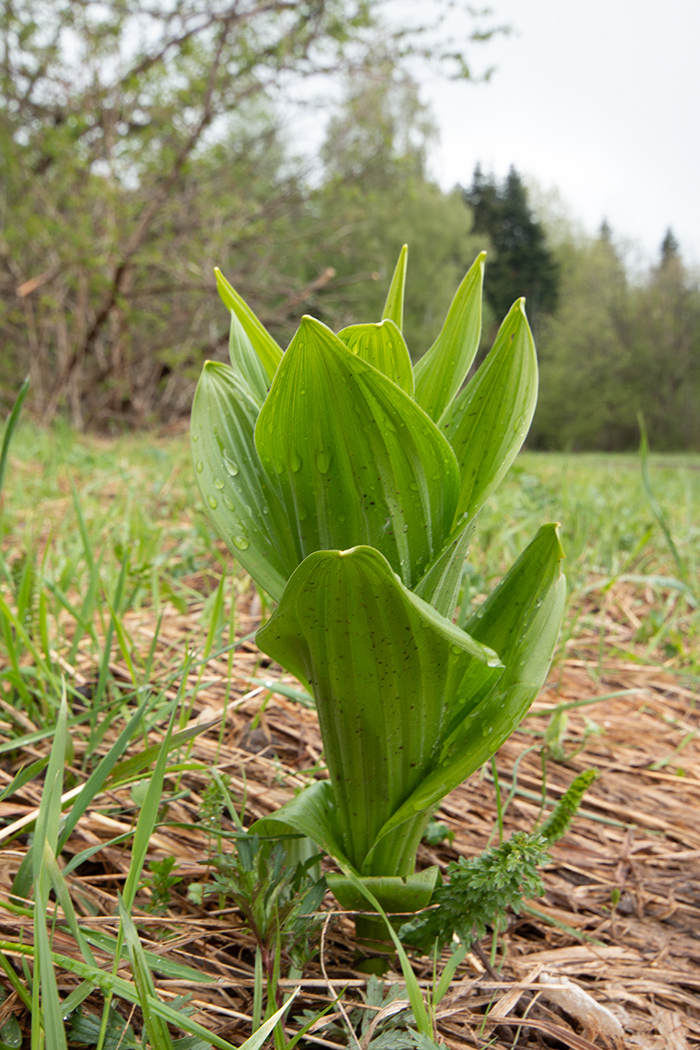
399,769,599,953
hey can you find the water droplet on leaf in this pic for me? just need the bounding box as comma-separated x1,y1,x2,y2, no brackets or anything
315,450,331,473
195,461,203,473
214,477,224,489
207,495,218,509
233,535,250,551
222,450,239,476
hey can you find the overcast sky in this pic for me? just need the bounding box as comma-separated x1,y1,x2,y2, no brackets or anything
420,0,700,265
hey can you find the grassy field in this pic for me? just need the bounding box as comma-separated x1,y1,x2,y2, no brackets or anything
0,424,699,1048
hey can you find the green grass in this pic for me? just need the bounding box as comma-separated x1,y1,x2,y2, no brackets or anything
0,423,698,1046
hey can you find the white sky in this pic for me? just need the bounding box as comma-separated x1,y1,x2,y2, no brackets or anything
420,0,700,265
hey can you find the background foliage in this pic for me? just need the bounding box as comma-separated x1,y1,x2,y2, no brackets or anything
1,0,699,448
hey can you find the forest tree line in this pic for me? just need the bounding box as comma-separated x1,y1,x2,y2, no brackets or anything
2,0,699,450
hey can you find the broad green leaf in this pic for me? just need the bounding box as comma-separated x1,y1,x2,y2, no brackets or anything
326,866,439,912
381,244,408,329
252,779,350,868
413,252,485,422
227,308,269,407
214,268,282,382
256,546,501,873
441,299,538,524
338,320,414,396
191,361,297,600
255,317,460,589
413,520,475,617
379,524,565,838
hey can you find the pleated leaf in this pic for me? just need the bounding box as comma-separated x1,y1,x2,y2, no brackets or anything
215,267,283,382
381,243,408,329
441,298,538,524
252,779,350,866
413,520,475,617
255,316,461,589
227,307,269,407
191,361,297,600
377,524,565,840
327,866,439,912
338,320,414,396
256,546,501,872
413,252,485,423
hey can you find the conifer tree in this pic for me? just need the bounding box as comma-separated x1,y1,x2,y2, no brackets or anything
464,166,560,332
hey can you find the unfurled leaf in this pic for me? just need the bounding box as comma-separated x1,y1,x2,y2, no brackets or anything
413,252,485,423
214,268,282,382
413,520,474,617
338,320,414,396
381,524,565,833
255,318,460,590
381,244,408,329
257,545,501,873
227,308,269,407
441,298,538,523
327,867,439,912
191,361,297,600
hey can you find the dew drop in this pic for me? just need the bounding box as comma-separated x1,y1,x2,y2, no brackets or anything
222,450,239,476
223,495,235,511
214,477,225,490
337,513,346,524
290,452,302,472
273,455,286,474
195,461,204,473
297,504,308,521
315,450,331,473
192,433,199,442
450,644,463,656
233,535,250,551
207,495,218,509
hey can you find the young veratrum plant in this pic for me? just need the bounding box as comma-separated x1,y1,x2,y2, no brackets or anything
191,247,566,920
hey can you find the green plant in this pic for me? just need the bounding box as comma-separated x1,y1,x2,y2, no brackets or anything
189,832,325,1047
191,245,566,920
142,857,183,915
399,768,599,954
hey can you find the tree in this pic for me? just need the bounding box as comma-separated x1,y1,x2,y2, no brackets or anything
464,166,560,334
660,227,680,265
531,225,700,451
298,68,482,359
0,0,503,427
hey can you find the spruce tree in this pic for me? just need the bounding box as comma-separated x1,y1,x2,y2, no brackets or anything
464,166,560,331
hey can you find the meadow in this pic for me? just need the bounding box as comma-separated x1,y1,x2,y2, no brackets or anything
0,423,698,1048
